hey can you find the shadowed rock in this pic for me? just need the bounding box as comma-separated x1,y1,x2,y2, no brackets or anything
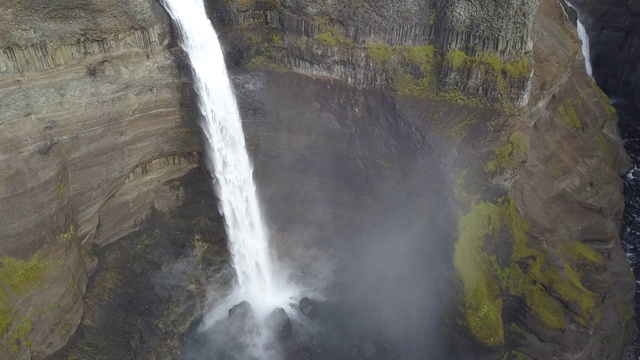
228,301,259,342
298,297,316,318
265,307,292,339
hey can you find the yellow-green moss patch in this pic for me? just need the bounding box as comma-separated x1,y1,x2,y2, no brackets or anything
558,101,582,130
560,242,604,264
485,131,529,173
0,304,13,337
454,195,602,344
446,51,532,79
366,42,395,68
314,32,353,47
453,201,505,346
8,316,32,353
0,256,52,296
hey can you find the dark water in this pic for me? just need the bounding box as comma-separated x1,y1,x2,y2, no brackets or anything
615,101,640,355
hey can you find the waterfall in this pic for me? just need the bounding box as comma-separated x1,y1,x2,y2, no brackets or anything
576,20,593,77
567,2,593,77
161,0,295,320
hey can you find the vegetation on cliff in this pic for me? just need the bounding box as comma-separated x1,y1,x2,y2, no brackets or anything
484,131,529,173
454,172,604,347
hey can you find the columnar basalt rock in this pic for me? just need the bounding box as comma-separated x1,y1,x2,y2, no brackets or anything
207,0,537,107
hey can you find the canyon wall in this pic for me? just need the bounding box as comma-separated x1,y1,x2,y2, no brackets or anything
207,0,636,358
0,1,208,358
0,0,635,358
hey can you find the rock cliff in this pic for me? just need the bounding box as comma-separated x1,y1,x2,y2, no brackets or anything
0,1,209,358
206,0,636,357
0,0,635,359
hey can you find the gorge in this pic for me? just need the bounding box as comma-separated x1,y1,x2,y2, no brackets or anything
0,0,637,359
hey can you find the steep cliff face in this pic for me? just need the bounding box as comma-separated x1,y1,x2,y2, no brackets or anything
568,0,640,354
567,0,640,109
0,0,636,359
208,0,535,107
0,0,208,358
208,0,636,358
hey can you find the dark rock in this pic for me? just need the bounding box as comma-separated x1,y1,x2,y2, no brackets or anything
265,307,292,338
296,348,312,360
154,284,170,300
298,297,316,317
363,338,376,359
132,262,143,274
228,301,259,341
632,169,640,178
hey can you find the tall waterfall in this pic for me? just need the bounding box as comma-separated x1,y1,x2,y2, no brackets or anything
161,0,294,319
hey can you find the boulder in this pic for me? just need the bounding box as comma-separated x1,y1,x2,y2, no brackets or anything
228,301,259,341
298,297,316,318
265,307,292,338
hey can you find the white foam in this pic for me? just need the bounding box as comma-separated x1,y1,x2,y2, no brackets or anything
161,0,298,326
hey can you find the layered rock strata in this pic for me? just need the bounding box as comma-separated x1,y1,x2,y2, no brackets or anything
0,1,203,358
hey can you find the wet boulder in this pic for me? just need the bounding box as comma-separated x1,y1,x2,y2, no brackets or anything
265,307,292,338
228,301,258,341
298,297,316,318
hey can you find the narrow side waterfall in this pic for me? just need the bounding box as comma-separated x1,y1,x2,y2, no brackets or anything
576,20,593,77
566,2,593,77
161,0,295,320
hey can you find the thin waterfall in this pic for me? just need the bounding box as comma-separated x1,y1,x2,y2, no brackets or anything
567,2,593,77
576,20,593,77
161,0,296,321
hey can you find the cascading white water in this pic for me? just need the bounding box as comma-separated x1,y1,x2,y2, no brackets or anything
161,0,295,320
566,2,593,77
576,19,593,77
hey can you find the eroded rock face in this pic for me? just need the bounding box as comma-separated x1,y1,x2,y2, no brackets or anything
0,0,636,359
207,0,536,106
0,0,204,358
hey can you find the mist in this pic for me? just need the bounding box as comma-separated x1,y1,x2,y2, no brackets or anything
180,71,458,359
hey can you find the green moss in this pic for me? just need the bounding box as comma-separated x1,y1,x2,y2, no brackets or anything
503,58,533,78
247,55,286,71
57,183,65,197
455,196,602,341
0,304,13,337
446,51,532,79
485,131,529,173
453,201,504,346
497,200,599,328
9,316,32,353
314,31,353,47
59,227,76,243
444,50,532,107
366,42,395,68
0,256,52,296
447,50,468,69
435,89,482,106
560,242,603,264
366,43,438,98
558,102,582,130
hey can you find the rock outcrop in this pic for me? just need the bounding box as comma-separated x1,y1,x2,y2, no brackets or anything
0,0,205,358
207,0,536,107
208,0,637,358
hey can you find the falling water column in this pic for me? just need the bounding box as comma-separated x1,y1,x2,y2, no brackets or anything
161,0,292,316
